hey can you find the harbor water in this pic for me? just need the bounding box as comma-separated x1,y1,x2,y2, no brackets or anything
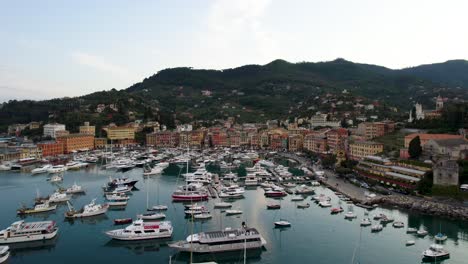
1,165,468,264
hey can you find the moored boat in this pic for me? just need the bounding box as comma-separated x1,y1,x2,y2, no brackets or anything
422,244,450,261
105,219,173,241
274,220,291,227
0,246,9,263
137,212,166,220
17,201,57,215
114,218,133,225
65,199,109,218
0,220,59,244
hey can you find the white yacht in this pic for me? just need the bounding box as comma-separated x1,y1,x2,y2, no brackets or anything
422,244,450,261
47,165,68,174
151,205,168,211
214,202,232,208
274,220,291,227
48,191,71,203
417,229,428,237
194,212,212,220
360,218,372,226
371,224,383,232
226,209,242,215
169,225,266,253
244,174,258,186
0,246,9,263
143,166,163,176
66,161,88,170
65,199,109,218
344,211,357,219
0,220,59,244
105,219,173,241
31,164,52,175
48,174,63,183
137,212,166,220
65,183,85,194
105,193,130,201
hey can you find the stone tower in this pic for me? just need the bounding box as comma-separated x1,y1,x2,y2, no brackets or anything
436,95,444,111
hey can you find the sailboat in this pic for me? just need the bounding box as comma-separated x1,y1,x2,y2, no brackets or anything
138,179,165,220
435,223,448,242
148,177,168,211
273,199,291,227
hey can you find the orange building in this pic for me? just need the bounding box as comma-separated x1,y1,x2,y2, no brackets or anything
57,134,94,153
94,138,107,149
37,141,64,157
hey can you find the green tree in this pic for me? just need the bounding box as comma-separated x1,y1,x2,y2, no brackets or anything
408,136,422,159
417,171,433,195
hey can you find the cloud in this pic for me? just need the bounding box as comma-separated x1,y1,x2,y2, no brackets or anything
71,51,134,79
194,0,280,68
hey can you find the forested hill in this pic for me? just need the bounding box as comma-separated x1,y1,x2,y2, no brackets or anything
1,58,468,131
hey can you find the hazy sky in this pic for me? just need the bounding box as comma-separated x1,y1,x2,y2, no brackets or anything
1,0,467,101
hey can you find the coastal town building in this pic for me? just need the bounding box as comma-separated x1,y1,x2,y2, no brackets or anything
56,134,94,153
433,159,459,186
55,130,70,137
79,122,96,135
423,138,468,160
94,138,107,149
355,156,426,188
146,131,179,147
288,134,303,152
18,145,42,159
37,141,64,157
349,141,384,160
105,126,135,140
356,121,395,140
309,114,341,128
0,148,21,161
403,133,463,148
43,123,66,139
408,95,444,122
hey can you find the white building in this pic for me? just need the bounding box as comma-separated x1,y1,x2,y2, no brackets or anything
309,114,341,128
43,123,66,138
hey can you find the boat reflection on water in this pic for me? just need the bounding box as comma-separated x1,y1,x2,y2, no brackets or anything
18,210,58,220
172,248,263,263
9,236,58,256
104,238,171,255
64,214,109,225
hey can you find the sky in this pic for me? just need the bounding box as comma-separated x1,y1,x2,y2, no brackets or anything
1,0,467,102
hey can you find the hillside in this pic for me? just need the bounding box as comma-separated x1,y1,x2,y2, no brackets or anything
400,60,468,88
1,58,468,131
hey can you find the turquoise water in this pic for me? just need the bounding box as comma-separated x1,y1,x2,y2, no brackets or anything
1,165,467,264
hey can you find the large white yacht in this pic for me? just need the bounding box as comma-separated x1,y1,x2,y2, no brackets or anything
0,220,59,244
105,219,173,241
0,246,9,263
31,164,52,175
47,165,68,174
169,225,266,253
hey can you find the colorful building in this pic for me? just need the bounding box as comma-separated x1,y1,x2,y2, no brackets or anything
349,141,384,160
404,133,463,148
56,134,94,153
37,141,64,157
105,126,135,140
79,122,96,135
146,131,179,147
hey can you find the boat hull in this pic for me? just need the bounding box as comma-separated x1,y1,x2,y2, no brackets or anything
169,241,263,254
172,195,209,202
106,231,172,241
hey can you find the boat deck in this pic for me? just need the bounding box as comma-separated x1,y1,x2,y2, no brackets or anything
13,221,54,231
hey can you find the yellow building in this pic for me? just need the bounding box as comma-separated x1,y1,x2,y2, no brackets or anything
19,146,42,159
79,122,96,135
106,126,135,140
349,141,384,160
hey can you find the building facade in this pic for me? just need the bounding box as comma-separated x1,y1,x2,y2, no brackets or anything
37,141,64,157
349,141,384,160
79,122,96,135
106,127,135,140
43,123,66,138
56,134,94,153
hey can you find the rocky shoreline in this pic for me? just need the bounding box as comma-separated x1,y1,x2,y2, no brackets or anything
368,195,468,221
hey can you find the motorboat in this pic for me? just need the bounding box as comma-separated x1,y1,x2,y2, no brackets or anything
31,164,52,175
171,185,209,202
244,175,258,186
105,193,130,201
0,220,59,244
392,221,404,228
48,174,63,183
0,163,11,171
107,176,138,188
406,240,415,246
291,196,304,201
371,224,383,232
17,201,57,215
422,244,450,261
65,183,85,194
319,200,332,207
114,218,133,225
435,233,448,242
214,202,232,208
406,227,418,233
105,219,173,241
225,209,242,215
297,203,310,208
344,212,357,219
107,198,128,207
47,165,67,174
373,213,385,220
417,229,428,237
194,212,212,220
66,161,88,170
267,202,281,209
0,246,9,263
264,190,287,197
168,225,266,253
103,185,133,195
143,166,163,176
360,218,372,227
295,185,315,195
380,216,394,224
137,212,166,220
48,191,71,203
274,220,291,227
150,205,168,211
65,199,109,218
330,207,344,214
